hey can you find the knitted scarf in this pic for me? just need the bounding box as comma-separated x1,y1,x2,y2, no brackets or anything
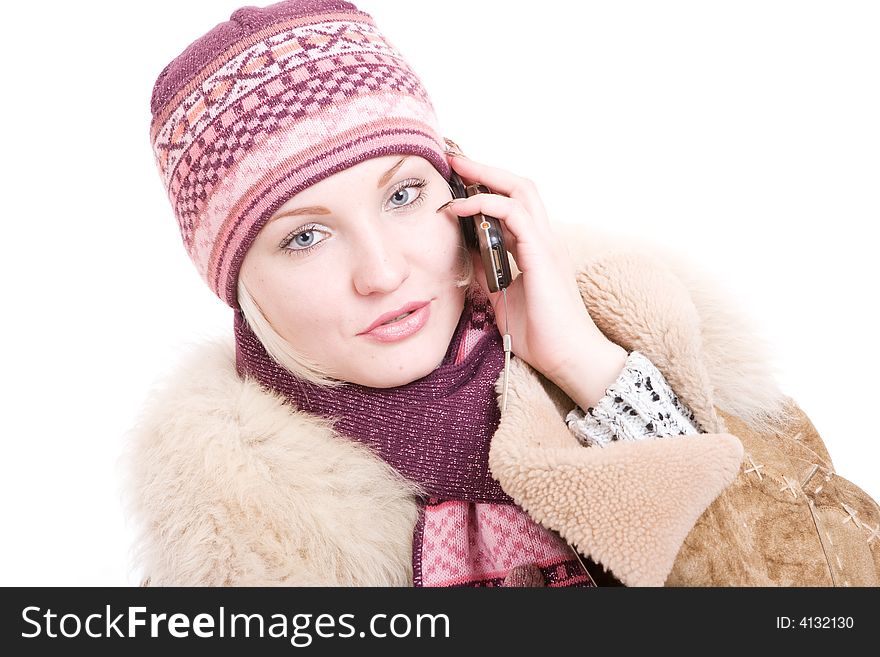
234,285,594,587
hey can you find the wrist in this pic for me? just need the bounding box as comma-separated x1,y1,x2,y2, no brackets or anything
549,338,629,412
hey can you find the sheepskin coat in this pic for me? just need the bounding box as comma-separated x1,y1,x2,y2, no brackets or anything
121,222,880,587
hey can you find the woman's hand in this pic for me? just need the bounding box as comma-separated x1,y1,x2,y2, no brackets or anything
437,152,626,399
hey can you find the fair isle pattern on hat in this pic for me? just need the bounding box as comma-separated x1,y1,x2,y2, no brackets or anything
150,0,450,307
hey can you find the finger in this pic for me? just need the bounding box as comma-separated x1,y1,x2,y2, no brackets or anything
437,195,521,268
448,155,550,228
437,191,520,245
444,195,553,276
444,201,519,290
441,194,537,256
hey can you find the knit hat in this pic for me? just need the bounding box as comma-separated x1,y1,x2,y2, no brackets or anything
149,0,451,308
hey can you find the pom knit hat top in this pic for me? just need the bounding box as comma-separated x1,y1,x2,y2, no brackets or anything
149,0,450,307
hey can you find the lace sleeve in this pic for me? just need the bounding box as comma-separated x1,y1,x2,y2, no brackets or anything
565,350,702,448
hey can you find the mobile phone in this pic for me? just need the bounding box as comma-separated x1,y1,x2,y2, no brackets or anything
448,170,513,293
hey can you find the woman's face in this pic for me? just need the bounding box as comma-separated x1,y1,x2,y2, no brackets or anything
239,154,467,388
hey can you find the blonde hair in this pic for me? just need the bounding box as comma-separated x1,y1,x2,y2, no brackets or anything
237,242,475,388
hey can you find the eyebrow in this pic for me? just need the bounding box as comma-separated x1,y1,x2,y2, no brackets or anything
267,156,410,225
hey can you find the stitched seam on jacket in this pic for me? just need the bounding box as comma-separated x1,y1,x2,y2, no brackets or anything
806,499,838,586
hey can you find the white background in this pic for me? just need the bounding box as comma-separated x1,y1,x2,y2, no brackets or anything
1,1,877,586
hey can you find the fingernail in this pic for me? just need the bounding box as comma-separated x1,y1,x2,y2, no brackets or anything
435,199,460,213
443,137,465,158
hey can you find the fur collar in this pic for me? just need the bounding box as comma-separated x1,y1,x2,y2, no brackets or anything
121,222,792,586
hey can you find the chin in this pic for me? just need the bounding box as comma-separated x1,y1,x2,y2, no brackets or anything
366,356,444,388
355,337,450,388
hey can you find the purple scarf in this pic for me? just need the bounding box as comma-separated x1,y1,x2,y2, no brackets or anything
233,285,515,505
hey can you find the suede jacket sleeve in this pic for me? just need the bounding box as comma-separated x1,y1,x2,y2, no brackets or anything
566,350,701,447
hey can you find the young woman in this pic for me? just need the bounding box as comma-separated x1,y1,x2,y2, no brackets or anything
125,0,880,587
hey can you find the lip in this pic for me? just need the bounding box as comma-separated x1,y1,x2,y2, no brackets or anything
358,300,432,342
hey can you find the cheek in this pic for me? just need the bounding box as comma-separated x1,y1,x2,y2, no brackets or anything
423,214,465,264
258,269,338,342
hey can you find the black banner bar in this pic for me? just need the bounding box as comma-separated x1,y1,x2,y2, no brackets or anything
2,586,875,654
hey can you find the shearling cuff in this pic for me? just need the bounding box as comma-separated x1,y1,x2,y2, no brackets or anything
566,350,701,447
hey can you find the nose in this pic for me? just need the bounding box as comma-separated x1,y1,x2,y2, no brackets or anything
350,230,411,296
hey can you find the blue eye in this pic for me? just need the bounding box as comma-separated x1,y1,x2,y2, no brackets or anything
390,187,414,206
292,231,318,248
388,177,428,209
280,223,327,256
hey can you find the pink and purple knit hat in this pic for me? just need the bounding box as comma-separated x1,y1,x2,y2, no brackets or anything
149,0,451,308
